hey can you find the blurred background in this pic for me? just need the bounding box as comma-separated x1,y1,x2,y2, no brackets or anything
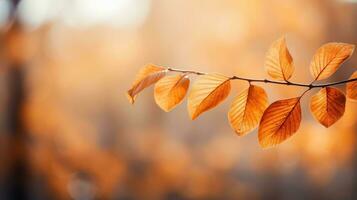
0,0,357,199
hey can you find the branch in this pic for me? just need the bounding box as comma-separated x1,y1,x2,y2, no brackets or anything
167,67,357,89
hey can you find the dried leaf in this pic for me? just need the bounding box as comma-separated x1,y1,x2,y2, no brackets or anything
310,87,346,127
258,98,301,148
265,36,294,81
127,64,167,104
228,85,268,136
154,74,190,112
346,71,357,100
310,43,355,81
187,73,231,120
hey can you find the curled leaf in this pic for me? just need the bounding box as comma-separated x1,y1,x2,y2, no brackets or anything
127,64,167,104
347,71,357,100
310,87,346,127
154,74,190,112
265,36,294,81
228,85,268,136
188,73,231,120
310,43,355,81
258,98,301,148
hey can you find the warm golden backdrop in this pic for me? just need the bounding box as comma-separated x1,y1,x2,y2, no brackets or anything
1,0,357,199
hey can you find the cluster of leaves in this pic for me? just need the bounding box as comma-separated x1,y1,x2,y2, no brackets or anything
127,37,357,148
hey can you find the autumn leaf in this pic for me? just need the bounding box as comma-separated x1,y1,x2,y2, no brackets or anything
154,74,190,112
228,85,268,136
265,36,294,81
258,98,301,148
310,87,346,127
347,71,357,100
127,64,167,104
310,43,355,81
187,73,231,120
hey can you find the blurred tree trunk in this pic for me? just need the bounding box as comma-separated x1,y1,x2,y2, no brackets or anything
3,0,29,199
5,63,27,200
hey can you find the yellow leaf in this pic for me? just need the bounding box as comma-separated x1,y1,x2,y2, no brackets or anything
347,71,357,100
154,74,190,112
265,36,294,81
187,73,231,120
310,87,346,127
258,98,301,148
310,43,355,81
228,85,268,136
127,64,167,104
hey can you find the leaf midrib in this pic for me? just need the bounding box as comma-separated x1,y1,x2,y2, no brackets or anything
194,77,230,116
314,45,346,81
274,99,299,135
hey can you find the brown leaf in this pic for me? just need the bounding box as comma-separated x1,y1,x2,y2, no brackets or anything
310,87,346,127
310,43,355,81
265,36,294,81
127,64,167,104
187,73,231,120
258,98,301,148
154,74,190,112
228,85,268,136
347,71,357,100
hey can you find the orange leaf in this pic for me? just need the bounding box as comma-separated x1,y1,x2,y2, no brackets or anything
187,73,231,120
258,98,301,148
310,87,346,127
347,71,357,100
310,43,354,81
127,64,167,104
154,74,190,112
228,85,268,136
265,36,294,81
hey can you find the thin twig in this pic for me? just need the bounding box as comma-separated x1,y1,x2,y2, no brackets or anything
167,67,357,89
167,67,206,75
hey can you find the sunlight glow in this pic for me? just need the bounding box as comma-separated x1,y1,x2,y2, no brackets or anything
18,0,151,29
0,0,11,27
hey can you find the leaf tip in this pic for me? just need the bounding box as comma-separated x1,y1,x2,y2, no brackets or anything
234,130,245,137
126,91,135,104
190,113,198,120
188,108,200,120
322,123,330,128
344,43,355,56
162,106,172,112
258,140,275,149
347,43,355,50
278,35,286,42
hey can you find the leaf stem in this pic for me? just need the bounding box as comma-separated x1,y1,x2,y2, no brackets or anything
167,67,357,88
